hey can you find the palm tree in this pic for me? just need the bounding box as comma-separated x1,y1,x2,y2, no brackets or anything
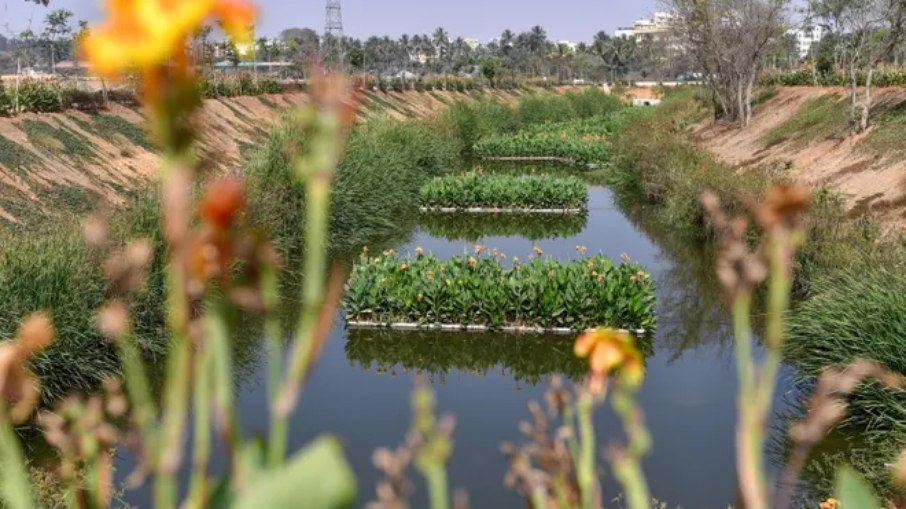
432,27,450,73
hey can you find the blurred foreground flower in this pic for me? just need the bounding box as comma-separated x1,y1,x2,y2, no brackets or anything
0,313,55,423
82,0,257,79
574,328,643,390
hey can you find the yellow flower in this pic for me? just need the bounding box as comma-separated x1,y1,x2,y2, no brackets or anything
474,245,486,255
415,247,424,257
399,263,409,272
533,245,544,256
468,256,478,267
819,498,839,509
574,328,644,387
82,0,257,79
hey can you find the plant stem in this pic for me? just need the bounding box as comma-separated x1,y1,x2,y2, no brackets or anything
611,386,651,509
576,391,596,509
187,336,213,509
0,406,34,509
425,466,450,509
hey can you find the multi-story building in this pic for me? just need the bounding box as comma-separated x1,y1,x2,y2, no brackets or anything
788,25,825,59
614,12,674,42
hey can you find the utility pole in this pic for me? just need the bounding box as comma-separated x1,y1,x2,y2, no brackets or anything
324,0,344,68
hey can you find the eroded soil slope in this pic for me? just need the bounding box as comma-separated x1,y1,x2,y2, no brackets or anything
695,87,906,225
0,88,520,224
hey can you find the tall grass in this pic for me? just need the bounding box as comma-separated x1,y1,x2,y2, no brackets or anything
787,267,906,434
0,226,123,403
246,115,460,259
607,108,768,238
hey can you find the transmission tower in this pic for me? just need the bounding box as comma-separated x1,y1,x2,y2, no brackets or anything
324,0,345,67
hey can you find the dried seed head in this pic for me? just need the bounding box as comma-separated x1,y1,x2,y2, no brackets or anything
104,240,154,295
97,301,130,339
18,312,55,355
82,214,109,248
756,183,811,231
200,176,246,228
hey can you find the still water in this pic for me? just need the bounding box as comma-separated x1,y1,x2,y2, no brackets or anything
119,183,794,508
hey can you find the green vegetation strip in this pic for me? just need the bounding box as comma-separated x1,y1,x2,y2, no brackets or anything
473,111,638,164
344,251,656,332
419,172,587,212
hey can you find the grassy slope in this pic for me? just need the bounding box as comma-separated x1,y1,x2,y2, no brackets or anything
608,87,906,500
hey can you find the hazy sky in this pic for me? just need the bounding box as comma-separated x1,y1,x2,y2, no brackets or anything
2,0,659,41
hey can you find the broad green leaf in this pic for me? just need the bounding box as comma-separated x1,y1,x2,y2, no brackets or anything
835,466,880,509
233,436,356,509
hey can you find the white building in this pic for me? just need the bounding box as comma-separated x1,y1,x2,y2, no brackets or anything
788,25,825,59
557,40,578,52
615,12,674,42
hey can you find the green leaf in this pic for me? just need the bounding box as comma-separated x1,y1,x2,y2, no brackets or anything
835,466,880,509
233,436,357,509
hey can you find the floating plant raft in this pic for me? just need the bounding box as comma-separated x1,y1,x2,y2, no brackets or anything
343,249,656,333
419,173,588,213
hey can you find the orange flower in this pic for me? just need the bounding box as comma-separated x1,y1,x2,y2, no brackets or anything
0,313,55,423
200,176,245,228
574,328,644,387
82,0,257,79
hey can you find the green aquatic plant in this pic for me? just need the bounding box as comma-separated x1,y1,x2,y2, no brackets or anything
344,249,656,332
420,172,588,211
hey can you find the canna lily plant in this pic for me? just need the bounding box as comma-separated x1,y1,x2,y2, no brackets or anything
0,1,361,509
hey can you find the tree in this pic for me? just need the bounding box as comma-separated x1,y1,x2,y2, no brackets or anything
279,27,320,74
668,0,790,127
479,56,500,85
810,0,906,133
431,27,450,73
42,8,73,74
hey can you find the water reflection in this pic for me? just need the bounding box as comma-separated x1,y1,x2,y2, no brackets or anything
347,329,592,384
109,170,795,509
418,212,587,242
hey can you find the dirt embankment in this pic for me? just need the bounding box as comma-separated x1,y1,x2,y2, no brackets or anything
693,86,906,225
0,88,519,224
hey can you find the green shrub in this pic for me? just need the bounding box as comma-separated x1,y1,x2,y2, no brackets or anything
17,80,63,113
608,112,767,238
345,251,657,331
760,69,906,87
443,98,521,158
420,172,588,210
0,82,14,117
259,79,284,94
562,87,623,118
517,92,575,125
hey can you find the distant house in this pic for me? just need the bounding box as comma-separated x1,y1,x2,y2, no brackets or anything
787,25,825,59
615,12,675,43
